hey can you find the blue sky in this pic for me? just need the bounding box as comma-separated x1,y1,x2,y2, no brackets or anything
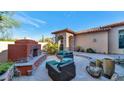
12,11,124,40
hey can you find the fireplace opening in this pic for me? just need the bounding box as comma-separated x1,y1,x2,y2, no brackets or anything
33,49,38,57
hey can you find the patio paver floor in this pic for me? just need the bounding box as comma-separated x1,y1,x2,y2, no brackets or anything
12,54,124,81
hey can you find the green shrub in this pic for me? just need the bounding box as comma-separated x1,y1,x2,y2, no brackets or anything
80,48,85,52
75,46,81,52
86,48,96,53
43,42,59,55
0,62,13,75
103,58,112,60
0,39,16,42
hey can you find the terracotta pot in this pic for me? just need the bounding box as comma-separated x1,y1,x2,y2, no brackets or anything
103,58,115,79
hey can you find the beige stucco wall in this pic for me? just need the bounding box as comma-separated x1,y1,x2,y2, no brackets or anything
75,31,109,53
108,26,124,54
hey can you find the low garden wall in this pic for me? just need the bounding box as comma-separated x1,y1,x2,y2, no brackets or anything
0,41,14,62
0,41,14,53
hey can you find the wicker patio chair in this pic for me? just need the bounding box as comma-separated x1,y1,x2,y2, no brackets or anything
46,59,76,81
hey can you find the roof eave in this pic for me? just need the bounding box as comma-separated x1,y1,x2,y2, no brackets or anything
52,29,75,34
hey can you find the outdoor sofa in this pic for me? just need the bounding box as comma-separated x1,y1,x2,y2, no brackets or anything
46,58,76,81
56,51,74,60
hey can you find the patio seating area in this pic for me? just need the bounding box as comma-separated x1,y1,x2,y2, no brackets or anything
12,52,124,81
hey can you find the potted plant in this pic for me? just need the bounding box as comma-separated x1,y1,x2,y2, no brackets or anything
86,48,96,53
103,58,115,79
75,46,81,52
80,48,85,52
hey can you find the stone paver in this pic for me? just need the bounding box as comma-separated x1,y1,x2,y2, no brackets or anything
13,55,59,81
74,52,124,59
13,54,124,81
74,52,113,59
72,56,108,81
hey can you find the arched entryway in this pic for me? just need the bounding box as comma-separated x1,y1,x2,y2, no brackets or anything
69,36,74,51
58,35,64,50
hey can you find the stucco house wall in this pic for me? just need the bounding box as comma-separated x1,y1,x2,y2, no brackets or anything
52,22,124,54
75,31,109,53
108,26,124,54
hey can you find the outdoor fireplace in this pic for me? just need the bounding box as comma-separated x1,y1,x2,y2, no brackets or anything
8,39,41,62
33,48,38,57
8,39,47,76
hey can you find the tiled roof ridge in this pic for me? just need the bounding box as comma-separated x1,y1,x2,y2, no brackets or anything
76,21,124,34
52,21,124,34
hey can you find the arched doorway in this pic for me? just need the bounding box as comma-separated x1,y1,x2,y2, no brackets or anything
69,36,74,51
58,35,64,50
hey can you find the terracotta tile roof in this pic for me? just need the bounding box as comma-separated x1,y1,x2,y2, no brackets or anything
76,21,124,34
52,21,124,35
76,27,112,34
103,21,124,28
52,28,75,34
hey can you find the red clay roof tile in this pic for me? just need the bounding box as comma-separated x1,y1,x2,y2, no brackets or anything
52,21,124,35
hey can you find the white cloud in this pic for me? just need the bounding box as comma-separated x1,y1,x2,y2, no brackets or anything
13,12,47,28
32,18,46,24
21,29,28,33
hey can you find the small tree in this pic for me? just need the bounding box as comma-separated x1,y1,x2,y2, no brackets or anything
43,42,58,55
0,11,20,40
44,37,53,43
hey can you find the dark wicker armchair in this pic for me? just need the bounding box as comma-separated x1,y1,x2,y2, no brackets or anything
46,60,76,81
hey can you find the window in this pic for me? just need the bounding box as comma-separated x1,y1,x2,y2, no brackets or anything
119,30,124,48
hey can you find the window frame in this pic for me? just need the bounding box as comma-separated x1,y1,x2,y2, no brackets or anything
119,30,124,49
